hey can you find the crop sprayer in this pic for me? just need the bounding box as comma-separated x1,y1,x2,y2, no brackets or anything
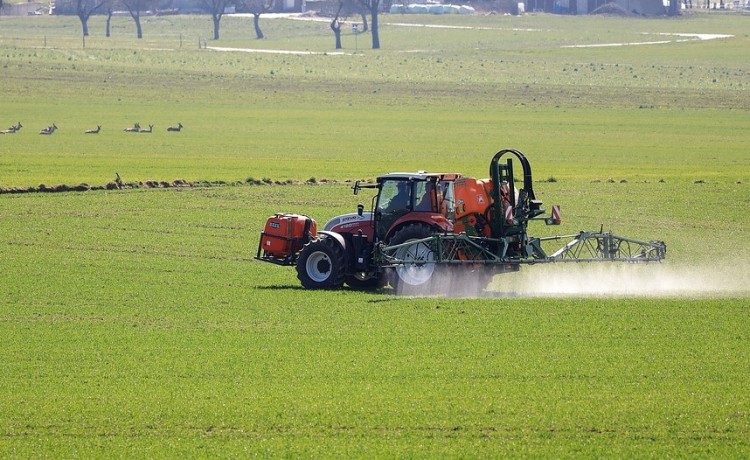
256,148,666,294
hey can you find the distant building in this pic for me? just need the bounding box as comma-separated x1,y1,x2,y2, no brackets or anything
523,0,666,14
307,0,668,15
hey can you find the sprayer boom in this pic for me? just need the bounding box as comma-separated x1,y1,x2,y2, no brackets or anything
542,231,666,263
375,231,665,269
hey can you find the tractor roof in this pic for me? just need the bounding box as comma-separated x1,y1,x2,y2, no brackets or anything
377,172,462,182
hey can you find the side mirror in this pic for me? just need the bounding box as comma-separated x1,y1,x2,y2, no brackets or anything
357,204,364,216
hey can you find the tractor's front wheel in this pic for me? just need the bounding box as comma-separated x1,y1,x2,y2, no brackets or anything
296,235,346,290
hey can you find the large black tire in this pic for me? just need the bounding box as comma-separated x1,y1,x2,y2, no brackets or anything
296,236,346,290
388,223,442,296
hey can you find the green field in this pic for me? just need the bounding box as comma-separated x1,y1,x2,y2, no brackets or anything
1,10,749,457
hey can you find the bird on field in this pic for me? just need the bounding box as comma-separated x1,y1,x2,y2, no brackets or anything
39,123,57,135
1,122,22,134
167,122,183,132
85,125,101,134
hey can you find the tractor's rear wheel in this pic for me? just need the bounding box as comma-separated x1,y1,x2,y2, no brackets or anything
296,235,346,290
388,224,441,295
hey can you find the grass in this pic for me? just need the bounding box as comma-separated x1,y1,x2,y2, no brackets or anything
1,13,748,186
1,186,748,456
1,10,749,457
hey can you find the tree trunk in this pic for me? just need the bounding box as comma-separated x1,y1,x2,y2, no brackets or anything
79,14,90,36
370,6,379,49
134,15,143,39
213,15,221,40
106,11,112,37
253,13,264,39
331,2,343,50
332,26,342,49
360,12,368,32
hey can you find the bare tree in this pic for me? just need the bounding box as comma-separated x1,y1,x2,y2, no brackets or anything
328,0,367,48
103,0,125,37
201,0,234,40
330,1,345,49
121,0,156,39
240,0,273,39
76,0,107,36
105,1,114,37
358,0,380,49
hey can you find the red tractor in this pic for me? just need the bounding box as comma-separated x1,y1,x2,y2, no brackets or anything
256,149,665,293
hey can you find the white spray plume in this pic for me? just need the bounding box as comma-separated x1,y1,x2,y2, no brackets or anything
481,263,750,298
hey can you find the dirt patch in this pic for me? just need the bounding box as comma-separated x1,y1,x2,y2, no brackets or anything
0,177,369,195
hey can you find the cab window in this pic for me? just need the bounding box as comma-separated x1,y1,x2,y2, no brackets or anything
377,180,411,213
414,181,435,212
439,181,456,221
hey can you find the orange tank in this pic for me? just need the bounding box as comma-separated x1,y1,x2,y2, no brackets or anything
259,213,317,259
453,177,493,236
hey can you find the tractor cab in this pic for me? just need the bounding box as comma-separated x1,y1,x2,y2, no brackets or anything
355,172,460,243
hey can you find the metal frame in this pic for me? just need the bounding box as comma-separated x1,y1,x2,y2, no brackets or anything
376,232,665,267
540,232,666,262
